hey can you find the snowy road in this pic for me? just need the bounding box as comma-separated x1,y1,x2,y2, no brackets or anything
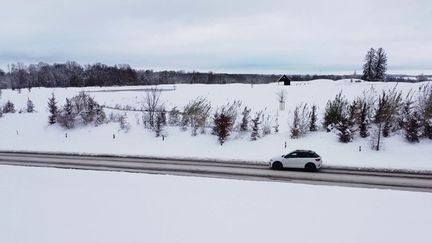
0,151,432,192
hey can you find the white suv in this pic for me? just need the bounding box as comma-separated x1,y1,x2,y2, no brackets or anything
269,150,322,171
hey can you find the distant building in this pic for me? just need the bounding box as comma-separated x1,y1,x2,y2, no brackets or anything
278,75,291,85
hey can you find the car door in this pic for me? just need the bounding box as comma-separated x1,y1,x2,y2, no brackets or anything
283,152,302,168
297,152,310,168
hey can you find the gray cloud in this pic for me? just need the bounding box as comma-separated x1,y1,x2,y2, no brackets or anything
0,0,431,74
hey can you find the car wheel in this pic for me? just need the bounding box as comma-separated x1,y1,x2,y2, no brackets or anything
272,161,283,170
305,163,317,172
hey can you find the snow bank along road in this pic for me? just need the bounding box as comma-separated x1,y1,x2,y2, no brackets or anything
1,151,432,192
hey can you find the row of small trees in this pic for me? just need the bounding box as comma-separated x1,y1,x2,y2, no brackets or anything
318,85,432,149
44,84,432,149
0,99,35,118
48,92,106,129
137,88,279,144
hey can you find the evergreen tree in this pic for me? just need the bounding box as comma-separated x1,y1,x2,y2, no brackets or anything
48,93,58,125
336,118,353,143
374,48,387,81
323,92,348,131
273,116,279,133
404,111,421,143
240,107,251,132
212,112,233,145
95,106,107,126
290,107,301,138
60,98,75,129
362,48,376,81
359,102,370,138
26,98,35,113
309,105,318,131
250,112,261,141
155,112,164,137
418,84,432,139
2,100,16,113
81,96,96,124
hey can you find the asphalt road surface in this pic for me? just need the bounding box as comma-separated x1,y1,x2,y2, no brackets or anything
1,151,431,192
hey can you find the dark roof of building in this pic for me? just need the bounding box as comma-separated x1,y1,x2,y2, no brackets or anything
278,75,290,82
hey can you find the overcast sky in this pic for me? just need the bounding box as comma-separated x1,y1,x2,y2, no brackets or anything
0,0,431,74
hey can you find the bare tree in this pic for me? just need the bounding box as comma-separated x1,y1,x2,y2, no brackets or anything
142,87,162,128
276,89,287,111
290,103,311,138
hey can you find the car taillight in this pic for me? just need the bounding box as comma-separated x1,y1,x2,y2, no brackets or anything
315,158,321,161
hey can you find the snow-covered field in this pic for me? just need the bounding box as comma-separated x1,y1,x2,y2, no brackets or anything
1,165,431,243
0,79,431,170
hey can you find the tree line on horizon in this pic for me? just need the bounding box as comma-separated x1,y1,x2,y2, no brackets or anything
0,61,428,89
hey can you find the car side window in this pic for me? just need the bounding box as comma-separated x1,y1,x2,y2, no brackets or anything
286,152,297,158
303,152,313,158
298,152,308,158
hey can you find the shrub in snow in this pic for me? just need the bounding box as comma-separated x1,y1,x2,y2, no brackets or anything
418,84,432,139
47,93,58,125
58,98,76,129
26,98,35,113
168,106,181,126
69,92,99,125
57,93,106,129
262,113,272,136
3,100,16,113
119,113,131,132
182,97,212,136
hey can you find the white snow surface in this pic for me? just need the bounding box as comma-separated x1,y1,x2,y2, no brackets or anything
0,79,431,170
1,165,431,243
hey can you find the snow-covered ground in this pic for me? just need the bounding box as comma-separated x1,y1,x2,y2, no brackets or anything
1,165,431,243
0,79,431,170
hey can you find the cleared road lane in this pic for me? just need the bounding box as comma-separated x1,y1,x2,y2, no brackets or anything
0,151,431,192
